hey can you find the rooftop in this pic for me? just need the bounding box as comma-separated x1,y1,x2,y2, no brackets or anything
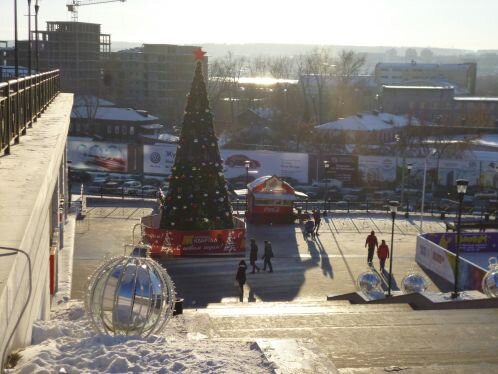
316,112,420,132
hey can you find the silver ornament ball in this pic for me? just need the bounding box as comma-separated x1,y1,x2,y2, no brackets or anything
357,271,384,300
401,273,428,293
85,255,176,337
482,267,498,298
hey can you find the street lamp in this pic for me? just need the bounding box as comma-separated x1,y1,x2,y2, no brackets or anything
28,0,32,75
452,179,469,299
35,0,40,72
14,0,19,77
387,200,399,297
323,160,330,210
244,160,250,214
420,149,437,233
405,164,412,218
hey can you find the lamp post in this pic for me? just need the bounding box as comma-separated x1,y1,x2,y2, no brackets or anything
387,200,399,297
405,164,412,218
34,0,39,72
323,160,330,211
14,0,19,77
452,179,469,299
28,0,32,75
420,149,437,233
244,160,250,214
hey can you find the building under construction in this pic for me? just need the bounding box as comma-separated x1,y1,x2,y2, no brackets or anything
1,21,110,94
104,44,207,125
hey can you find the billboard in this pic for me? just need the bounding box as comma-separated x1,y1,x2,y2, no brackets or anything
143,144,177,175
68,137,128,172
141,145,309,183
220,149,309,184
358,156,397,183
326,154,358,184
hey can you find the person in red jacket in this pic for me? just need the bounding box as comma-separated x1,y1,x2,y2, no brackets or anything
365,230,378,265
377,239,390,272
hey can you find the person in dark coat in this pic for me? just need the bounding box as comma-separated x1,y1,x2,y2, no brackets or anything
365,230,378,265
313,210,321,236
235,260,247,301
262,241,274,272
249,239,260,273
377,239,390,272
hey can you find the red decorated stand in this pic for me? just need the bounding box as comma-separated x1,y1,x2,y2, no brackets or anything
142,214,246,256
246,176,304,224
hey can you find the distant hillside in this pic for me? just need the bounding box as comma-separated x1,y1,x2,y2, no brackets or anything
111,41,471,58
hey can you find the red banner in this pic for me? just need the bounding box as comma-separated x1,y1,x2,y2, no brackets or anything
142,215,246,256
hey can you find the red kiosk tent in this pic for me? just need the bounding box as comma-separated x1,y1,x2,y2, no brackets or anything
246,175,306,224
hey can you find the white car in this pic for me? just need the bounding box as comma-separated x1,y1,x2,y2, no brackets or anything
122,180,142,195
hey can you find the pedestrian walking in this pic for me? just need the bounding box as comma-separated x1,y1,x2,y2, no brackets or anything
249,239,260,273
305,219,315,239
313,210,321,236
365,230,378,265
377,239,390,272
235,260,247,301
262,240,274,272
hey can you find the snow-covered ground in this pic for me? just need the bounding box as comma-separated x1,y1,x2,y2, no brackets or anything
8,301,273,374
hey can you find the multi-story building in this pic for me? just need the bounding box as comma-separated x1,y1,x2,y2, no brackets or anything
104,44,207,124
1,21,110,93
381,85,498,127
375,62,477,95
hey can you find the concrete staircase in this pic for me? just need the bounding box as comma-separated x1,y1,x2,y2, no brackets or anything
184,299,498,373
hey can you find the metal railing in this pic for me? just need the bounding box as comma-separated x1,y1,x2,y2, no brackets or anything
0,70,60,156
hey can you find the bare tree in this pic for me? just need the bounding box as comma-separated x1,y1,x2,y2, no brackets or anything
208,52,247,134
332,50,366,118
268,56,295,80
248,55,269,77
296,47,334,125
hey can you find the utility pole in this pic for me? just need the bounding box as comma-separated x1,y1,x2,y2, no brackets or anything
14,0,19,77
35,0,39,72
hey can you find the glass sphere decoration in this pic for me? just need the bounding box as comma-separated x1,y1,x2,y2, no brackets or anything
482,257,498,298
401,273,428,294
357,271,385,300
85,254,176,337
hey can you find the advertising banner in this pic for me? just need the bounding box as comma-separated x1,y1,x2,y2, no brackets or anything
358,156,396,183
68,137,128,172
141,214,246,256
437,159,480,187
220,150,309,184
416,236,486,291
143,144,177,175
326,154,358,184
422,232,498,253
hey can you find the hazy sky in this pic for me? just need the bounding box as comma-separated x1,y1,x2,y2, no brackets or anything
1,0,497,51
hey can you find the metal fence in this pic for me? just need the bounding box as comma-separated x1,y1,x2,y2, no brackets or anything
0,70,60,155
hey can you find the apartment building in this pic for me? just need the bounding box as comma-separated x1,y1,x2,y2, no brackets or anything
375,62,477,95
104,44,207,124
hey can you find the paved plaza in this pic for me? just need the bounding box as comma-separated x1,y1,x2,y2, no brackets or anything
72,202,449,303
70,202,498,372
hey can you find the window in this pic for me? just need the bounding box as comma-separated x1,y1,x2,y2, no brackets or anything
114,126,120,135
129,126,135,135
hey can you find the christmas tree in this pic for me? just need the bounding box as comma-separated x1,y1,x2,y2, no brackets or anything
159,49,234,231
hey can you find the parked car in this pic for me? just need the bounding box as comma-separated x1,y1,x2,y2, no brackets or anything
69,170,92,183
141,185,159,197
101,181,122,194
123,180,142,195
91,172,110,185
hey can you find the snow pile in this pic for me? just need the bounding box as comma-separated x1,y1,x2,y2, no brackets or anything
10,302,273,374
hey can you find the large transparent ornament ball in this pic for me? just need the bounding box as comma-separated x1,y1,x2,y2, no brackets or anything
482,268,498,298
357,271,385,300
85,255,176,337
401,273,428,293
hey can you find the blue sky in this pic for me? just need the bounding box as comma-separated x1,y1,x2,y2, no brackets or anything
1,0,497,50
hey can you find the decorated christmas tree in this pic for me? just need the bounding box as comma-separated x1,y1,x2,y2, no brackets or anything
159,49,234,231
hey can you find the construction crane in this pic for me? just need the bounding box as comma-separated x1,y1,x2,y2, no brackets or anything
67,0,126,22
